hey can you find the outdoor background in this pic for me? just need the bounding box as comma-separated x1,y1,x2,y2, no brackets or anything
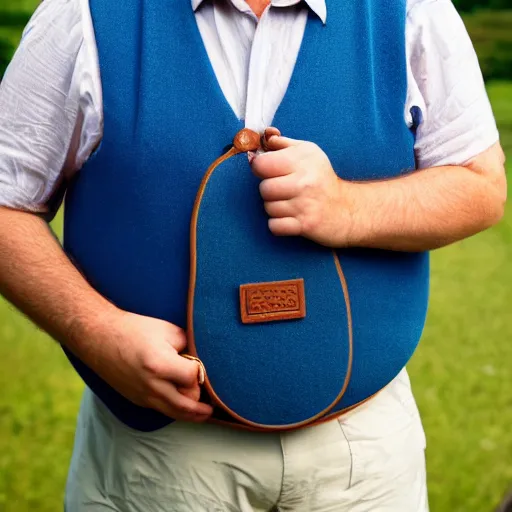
0,1,511,511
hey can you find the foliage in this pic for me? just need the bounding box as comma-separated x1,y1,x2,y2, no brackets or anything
463,10,512,81
408,82,512,512
0,38,13,77
454,0,512,11
0,10,30,78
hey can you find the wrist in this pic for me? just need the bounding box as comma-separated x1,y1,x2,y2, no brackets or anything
63,297,124,361
331,178,362,248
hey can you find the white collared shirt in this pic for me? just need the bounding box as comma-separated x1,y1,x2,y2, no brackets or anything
0,0,499,214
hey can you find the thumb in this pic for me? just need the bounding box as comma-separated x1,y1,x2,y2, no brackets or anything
263,132,302,152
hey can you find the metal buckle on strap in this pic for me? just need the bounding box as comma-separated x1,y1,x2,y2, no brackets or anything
181,354,206,385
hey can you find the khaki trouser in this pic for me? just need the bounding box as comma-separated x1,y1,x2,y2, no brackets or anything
65,370,428,511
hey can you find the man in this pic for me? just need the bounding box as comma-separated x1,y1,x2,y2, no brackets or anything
0,0,506,510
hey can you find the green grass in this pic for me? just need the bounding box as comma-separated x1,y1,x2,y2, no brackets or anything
407,81,512,511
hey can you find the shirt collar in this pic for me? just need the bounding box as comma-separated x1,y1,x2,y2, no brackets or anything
191,0,327,24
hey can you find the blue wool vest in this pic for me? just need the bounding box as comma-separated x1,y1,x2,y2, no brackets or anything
63,1,428,431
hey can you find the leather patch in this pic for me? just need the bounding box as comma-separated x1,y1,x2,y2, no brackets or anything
240,279,306,324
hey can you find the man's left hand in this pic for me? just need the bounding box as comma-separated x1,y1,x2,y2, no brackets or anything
251,132,350,247
251,130,506,253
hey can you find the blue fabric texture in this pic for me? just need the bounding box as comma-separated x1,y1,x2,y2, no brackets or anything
63,0,428,431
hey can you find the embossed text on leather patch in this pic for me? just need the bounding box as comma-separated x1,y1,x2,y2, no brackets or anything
240,279,306,324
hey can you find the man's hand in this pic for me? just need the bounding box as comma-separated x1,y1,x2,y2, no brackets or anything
251,133,348,246
251,130,506,252
76,310,213,422
0,207,212,422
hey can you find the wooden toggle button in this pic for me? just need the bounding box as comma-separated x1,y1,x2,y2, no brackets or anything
233,129,262,152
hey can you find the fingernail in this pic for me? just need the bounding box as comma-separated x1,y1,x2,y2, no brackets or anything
261,134,271,152
261,128,281,152
264,127,281,140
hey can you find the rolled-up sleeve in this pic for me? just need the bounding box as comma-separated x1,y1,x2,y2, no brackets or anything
407,0,500,169
0,0,85,214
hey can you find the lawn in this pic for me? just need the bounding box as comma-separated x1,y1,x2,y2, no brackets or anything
0,5,511,512
409,81,512,511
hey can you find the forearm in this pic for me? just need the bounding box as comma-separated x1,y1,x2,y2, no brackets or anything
340,147,507,252
0,207,119,355
0,206,212,419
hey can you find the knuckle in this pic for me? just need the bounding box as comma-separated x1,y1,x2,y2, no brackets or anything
300,211,319,235
297,141,312,156
141,354,161,374
261,180,279,200
142,353,171,378
169,323,185,338
145,382,163,403
301,196,315,213
297,173,313,193
300,215,313,233
304,141,320,154
281,153,294,170
168,327,187,346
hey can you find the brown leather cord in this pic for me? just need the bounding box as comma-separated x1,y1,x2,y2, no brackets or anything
207,387,383,432
184,128,356,431
184,145,240,363
330,250,354,408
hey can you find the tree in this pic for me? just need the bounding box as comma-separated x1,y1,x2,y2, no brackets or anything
0,10,31,78
453,0,512,11
0,38,14,78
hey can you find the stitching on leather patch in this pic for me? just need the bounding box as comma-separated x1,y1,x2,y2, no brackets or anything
240,279,306,324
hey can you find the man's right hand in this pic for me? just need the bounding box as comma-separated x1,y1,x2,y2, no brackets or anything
0,208,213,423
74,310,214,422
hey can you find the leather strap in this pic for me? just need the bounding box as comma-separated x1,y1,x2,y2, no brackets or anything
183,128,355,431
